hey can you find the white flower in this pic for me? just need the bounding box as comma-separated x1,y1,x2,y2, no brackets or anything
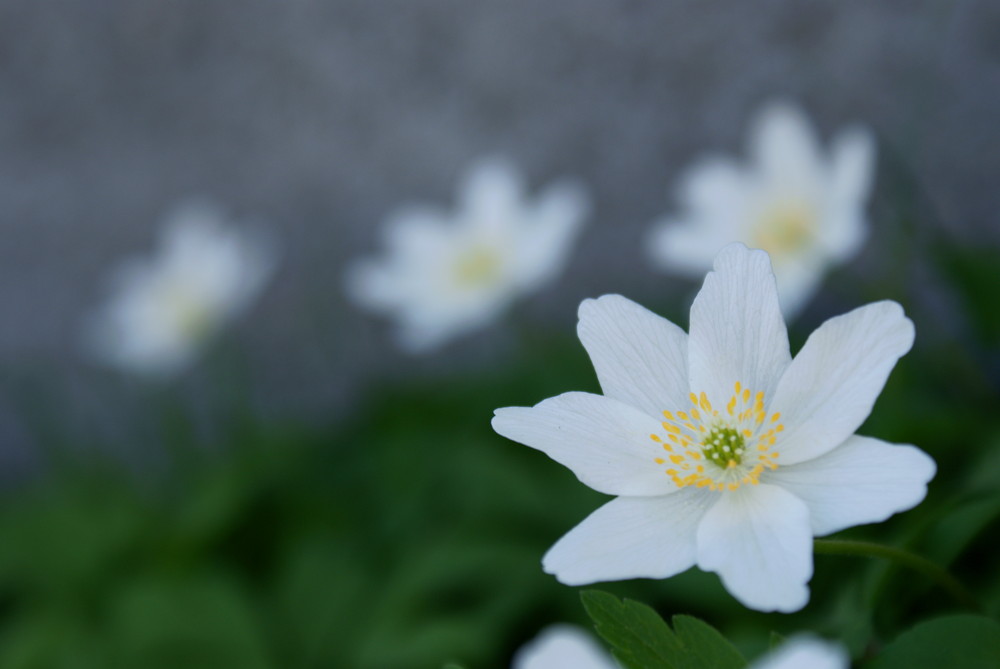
512,625,617,669
646,100,875,317
87,199,276,376
752,636,848,669
346,157,589,352
493,243,934,612
511,626,846,669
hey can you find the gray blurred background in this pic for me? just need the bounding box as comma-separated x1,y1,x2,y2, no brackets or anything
0,0,996,469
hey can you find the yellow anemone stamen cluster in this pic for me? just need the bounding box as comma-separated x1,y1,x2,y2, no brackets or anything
649,381,784,492
453,247,502,287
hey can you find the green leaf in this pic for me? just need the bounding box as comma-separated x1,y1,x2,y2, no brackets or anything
107,573,270,669
867,615,1000,669
671,616,747,669
580,590,745,669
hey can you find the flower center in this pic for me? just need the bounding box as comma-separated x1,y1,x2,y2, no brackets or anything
164,288,214,341
649,381,784,492
752,201,815,257
701,425,746,468
453,247,502,287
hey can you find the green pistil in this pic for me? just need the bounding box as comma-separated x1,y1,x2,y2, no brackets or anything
702,425,745,468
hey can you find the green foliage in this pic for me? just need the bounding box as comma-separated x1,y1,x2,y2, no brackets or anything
1,235,999,667
865,615,1000,669
581,590,746,669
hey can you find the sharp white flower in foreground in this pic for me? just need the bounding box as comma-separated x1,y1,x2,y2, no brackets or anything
346,157,589,352
87,199,276,376
512,625,617,669
512,625,846,669
646,100,875,317
493,243,934,612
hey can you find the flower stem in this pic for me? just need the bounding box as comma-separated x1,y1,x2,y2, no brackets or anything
813,539,981,612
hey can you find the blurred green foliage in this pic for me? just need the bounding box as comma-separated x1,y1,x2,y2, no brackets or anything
0,241,997,667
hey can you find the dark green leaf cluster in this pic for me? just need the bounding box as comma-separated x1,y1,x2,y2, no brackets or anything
582,591,1000,669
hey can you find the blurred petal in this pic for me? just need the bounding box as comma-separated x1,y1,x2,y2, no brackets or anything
513,625,617,669
676,156,750,222
750,636,848,669
772,257,826,319
646,218,731,276
458,156,525,229
750,101,823,187
514,178,589,289
830,125,876,205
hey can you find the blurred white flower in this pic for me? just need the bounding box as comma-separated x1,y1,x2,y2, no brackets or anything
512,625,617,669
346,157,589,352
493,244,934,612
647,100,875,317
87,199,276,376
752,636,848,669
511,625,845,669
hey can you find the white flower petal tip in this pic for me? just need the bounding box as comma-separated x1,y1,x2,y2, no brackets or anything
86,198,277,377
576,295,689,416
768,436,936,536
646,99,876,318
346,156,589,352
496,244,930,612
696,485,813,613
513,625,617,669
770,300,914,465
750,636,848,669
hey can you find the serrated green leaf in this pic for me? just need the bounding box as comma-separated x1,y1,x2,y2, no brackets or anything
581,590,746,669
581,590,682,669
867,615,1000,669
672,616,746,669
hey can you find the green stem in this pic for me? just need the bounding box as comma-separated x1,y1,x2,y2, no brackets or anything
814,539,981,612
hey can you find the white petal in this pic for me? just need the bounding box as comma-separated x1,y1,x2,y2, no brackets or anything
771,257,825,320
513,625,617,669
688,244,791,409
770,301,914,465
750,101,823,189
513,178,589,291
393,318,459,353
750,636,848,669
818,125,875,262
696,484,812,612
577,295,689,417
458,156,525,230
344,260,403,311
543,491,710,585
492,392,677,496
676,156,751,224
381,204,454,256
765,435,935,536
645,218,730,277
830,125,876,206
646,157,751,276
